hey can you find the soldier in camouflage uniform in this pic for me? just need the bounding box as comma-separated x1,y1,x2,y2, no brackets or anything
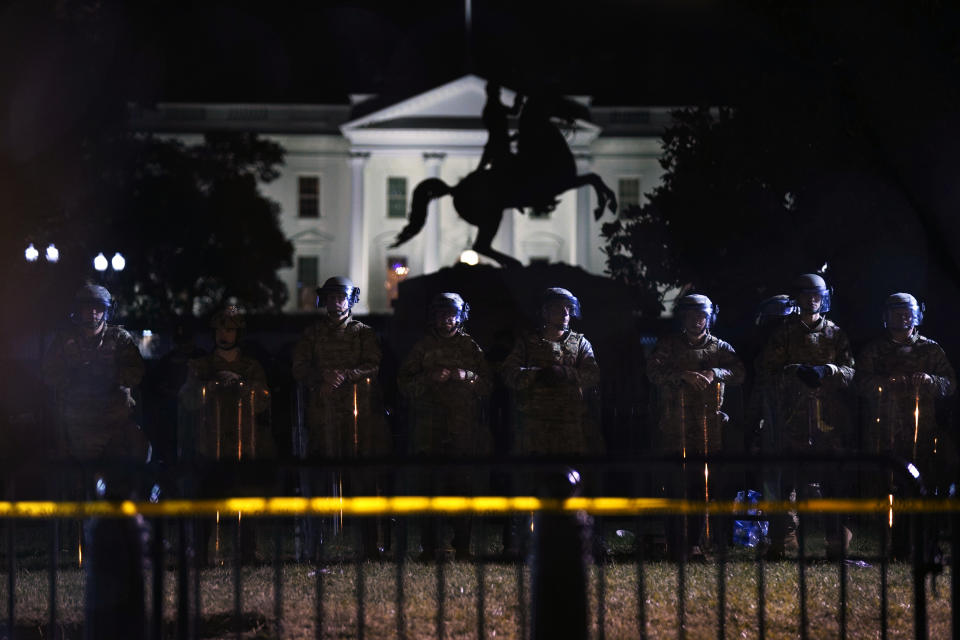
647,294,745,557
501,287,602,558
178,306,274,564
502,288,601,456
399,292,491,558
758,273,855,558
856,293,956,556
179,306,274,460
292,277,389,559
42,284,147,462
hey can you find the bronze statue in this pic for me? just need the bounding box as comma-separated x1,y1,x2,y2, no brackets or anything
390,85,617,267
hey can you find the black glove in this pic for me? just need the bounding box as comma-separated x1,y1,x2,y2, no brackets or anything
795,365,828,388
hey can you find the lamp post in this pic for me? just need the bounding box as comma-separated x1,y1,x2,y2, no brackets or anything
93,251,125,273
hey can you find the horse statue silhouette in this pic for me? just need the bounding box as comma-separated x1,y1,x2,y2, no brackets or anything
389,86,618,268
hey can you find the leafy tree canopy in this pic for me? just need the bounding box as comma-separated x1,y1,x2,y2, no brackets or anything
18,131,292,327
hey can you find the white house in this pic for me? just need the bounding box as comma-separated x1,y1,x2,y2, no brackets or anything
132,75,672,313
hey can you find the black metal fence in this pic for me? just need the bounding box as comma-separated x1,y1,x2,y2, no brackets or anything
0,453,956,639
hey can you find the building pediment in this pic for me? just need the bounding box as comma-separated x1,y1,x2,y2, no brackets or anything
341,74,600,152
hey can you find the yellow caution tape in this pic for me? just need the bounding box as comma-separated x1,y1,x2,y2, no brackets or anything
0,496,953,518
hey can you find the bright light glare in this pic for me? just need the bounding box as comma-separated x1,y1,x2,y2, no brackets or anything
25,243,39,262
459,249,479,266
45,244,59,263
111,252,126,271
93,253,108,271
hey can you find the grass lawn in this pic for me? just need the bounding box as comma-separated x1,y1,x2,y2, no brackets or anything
0,558,951,639
0,517,952,638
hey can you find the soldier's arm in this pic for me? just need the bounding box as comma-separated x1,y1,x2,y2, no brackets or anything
712,340,745,385
244,359,269,388
646,337,679,385
114,332,146,388
926,344,956,398
291,331,319,384
345,327,381,382
501,338,536,390
397,341,430,398
825,330,855,388
468,339,493,396
571,336,601,389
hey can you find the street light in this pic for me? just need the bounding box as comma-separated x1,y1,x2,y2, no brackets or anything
459,249,479,266
93,253,108,272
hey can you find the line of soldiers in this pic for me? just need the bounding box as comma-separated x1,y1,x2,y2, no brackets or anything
40,272,956,562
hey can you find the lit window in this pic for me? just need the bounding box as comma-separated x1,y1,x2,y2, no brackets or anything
618,178,641,211
298,176,320,218
297,256,319,311
387,177,408,219
385,255,409,306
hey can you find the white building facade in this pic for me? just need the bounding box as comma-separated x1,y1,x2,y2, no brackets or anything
133,75,671,313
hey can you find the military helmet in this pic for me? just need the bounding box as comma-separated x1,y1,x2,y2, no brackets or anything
883,292,924,329
429,292,470,325
210,305,246,331
540,287,581,319
315,276,360,309
74,283,112,309
676,293,718,328
71,283,112,324
791,273,832,313
755,294,798,326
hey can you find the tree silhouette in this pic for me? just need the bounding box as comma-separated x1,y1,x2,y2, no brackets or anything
40,131,293,323
601,4,960,343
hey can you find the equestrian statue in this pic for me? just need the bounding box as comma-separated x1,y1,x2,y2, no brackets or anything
389,82,618,268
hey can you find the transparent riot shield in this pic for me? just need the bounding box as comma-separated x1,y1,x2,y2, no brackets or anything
178,381,271,462
178,380,271,565
295,377,389,561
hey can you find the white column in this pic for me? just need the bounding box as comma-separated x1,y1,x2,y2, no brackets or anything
348,152,370,312
422,152,446,273
575,154,593,271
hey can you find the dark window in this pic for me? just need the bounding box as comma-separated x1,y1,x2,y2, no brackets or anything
387,177,408,218
529,257,550,266
618,178,641,211
298,176,320,218
296,256,319,311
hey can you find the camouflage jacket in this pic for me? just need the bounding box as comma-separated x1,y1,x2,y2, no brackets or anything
501,329,601,455
292,313,380,386
291,313,388,457
757,315,855,449
42,324,145,424
856,331,956,461
647,332,745,452
398,329,492,455
179,350,273,459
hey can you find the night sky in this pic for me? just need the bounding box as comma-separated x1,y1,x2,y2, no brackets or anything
4,0,960,340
